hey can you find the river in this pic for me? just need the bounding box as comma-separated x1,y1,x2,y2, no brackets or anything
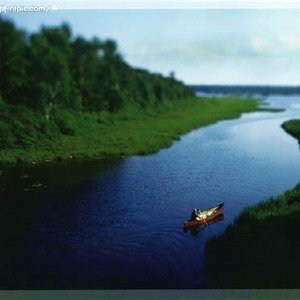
0,95,300,289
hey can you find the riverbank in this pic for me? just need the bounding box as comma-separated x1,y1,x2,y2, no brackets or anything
282,119,300,140
0,97,269,164
205,115,300,288
205,182,300,288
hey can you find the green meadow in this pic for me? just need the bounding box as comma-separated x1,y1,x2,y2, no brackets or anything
0,97,263,164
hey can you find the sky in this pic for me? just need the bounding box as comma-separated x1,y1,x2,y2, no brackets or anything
4,5,300,85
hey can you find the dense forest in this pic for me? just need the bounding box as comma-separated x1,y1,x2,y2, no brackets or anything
0,17,193,150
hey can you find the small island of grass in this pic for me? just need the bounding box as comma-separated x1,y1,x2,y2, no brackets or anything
282,119,300,140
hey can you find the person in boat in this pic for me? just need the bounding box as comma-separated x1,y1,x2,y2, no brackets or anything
190,208,200,221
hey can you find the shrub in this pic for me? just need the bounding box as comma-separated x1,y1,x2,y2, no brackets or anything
53,109,78,135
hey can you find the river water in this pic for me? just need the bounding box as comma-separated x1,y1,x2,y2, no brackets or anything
0,95,300,289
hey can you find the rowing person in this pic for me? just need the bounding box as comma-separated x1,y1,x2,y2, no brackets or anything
190,208,200,221
190,208,208,225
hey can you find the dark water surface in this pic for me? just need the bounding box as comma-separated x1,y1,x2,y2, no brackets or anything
1,96,300,289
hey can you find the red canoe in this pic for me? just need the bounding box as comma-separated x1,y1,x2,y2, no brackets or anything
183,202,225,228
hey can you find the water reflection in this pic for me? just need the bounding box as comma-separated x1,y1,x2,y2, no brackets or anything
0,157,123,197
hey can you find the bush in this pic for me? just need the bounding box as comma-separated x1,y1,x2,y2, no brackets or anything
53,109,78,135
0,104,61,149
285,188,300,205
0,120,15,148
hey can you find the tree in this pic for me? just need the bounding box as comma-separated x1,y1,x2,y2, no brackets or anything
26,24,78,116
71,37,104,110
0,17,28,104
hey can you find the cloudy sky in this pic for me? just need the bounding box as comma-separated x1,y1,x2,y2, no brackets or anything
5,6,300,85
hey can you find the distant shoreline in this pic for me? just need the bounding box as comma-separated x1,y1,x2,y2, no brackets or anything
189,84,300,96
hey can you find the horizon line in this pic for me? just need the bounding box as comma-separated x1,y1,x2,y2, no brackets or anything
188,84,300,87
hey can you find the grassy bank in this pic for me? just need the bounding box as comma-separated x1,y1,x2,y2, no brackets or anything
282,119,300,140
205,183,300,288
0,97,265,164
205,115,300,288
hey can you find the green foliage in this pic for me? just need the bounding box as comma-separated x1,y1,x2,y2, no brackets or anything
206,183,300,288
53,109,79,135
282,119,300,140
0,17,27,104
0,17,192,115
0,17,193,154
26,24,74,112
1,19,265,165
0,97,261,163
0,120,14,148
284,183,300,205
0,102,59,149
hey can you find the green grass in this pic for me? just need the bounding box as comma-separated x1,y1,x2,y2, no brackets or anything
0,96,266,163
205,184,300,288
282,119,300,140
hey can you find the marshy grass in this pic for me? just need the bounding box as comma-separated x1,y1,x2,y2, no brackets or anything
205,183,300,288
282,119,300,140
0,96,264,163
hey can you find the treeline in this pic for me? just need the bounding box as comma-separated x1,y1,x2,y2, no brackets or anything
0,17,193,149
190,85,300,96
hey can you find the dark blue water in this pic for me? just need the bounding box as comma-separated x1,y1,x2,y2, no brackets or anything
0,95,300,289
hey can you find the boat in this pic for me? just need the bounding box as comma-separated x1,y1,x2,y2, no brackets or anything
183,202,225,228
183,214,224,234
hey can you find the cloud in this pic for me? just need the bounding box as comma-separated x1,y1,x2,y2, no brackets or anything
128,32,300,68
248,34,300,56
250,35,274,55
278,34,300,52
